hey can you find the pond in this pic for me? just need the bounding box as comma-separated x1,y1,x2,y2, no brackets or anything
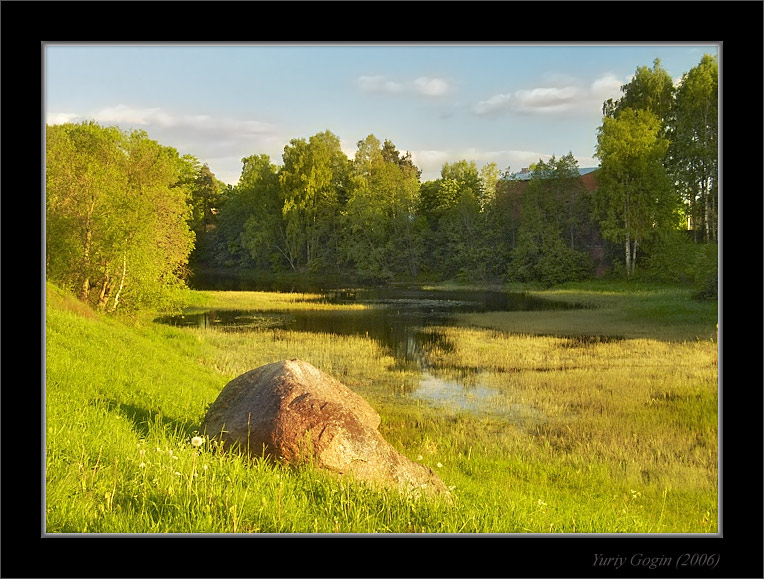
156,286,582,416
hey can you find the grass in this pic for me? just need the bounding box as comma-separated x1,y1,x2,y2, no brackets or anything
456,280,717,342
44,280,718,534
184,289,369,312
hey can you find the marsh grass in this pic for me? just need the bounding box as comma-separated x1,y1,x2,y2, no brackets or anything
184,289,369,312
45,281,718,534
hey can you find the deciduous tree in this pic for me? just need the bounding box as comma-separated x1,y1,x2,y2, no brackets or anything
46,122,195,311
594,108,676,276
279,131,349,272
669,54,718,241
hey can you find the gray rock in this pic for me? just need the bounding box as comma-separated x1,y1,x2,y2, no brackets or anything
202,359,449,496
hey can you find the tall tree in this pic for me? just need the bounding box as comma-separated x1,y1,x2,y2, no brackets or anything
215,154,290,270
669,54,718,242
594,108,676,276
191,163,221,234
344,135,421,280
278,131,350,273
478,162,500,211
604,58,675,130
46,121,127,302
419,160,487,279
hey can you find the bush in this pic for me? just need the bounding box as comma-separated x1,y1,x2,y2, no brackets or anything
642,231,717,294
641,230,698,284
507,241,591,287
692,242,718,300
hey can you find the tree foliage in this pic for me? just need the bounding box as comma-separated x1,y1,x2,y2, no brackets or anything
598,53,718,277
668,54,718,242
344,135,421,281
506,155,592,286
279,131,350,273
46,121,197,311
594,108,676,277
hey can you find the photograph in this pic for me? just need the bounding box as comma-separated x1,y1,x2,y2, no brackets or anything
34,34,742,578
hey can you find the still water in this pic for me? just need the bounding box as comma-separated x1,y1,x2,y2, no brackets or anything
157,287,580,415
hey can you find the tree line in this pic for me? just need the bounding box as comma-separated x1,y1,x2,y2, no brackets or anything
45,54,718,311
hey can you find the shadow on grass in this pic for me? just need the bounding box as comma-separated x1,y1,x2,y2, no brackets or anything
105,399,199,439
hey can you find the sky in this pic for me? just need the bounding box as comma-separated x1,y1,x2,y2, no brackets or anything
44,42,719,185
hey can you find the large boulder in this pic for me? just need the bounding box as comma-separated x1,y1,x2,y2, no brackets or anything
202,359,448,496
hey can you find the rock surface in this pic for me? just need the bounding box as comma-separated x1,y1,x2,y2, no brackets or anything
202,359,448,496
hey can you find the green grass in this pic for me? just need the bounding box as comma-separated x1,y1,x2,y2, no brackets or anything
45,280,718,533
457,280,717,341
185,289,369,312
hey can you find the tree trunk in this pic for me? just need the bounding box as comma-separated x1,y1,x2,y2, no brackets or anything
79,219,93,301
624,233,631,277
79,197,97,302
97,271,111,311
109,252,127,313
631,239,638,275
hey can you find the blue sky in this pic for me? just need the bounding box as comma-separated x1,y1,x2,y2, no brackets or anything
45,42,719,185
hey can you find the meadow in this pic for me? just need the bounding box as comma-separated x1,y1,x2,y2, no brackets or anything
44,280,718,534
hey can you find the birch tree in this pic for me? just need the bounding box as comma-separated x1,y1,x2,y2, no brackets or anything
279,131,349,272
669,54,718,241
46,122,195,310
594,108,675,276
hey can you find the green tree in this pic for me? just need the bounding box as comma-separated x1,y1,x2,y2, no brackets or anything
279,130,350,272
419,160,487,279
483,167,522,271
344,135,422,281
669,54,718,242
604,58,675,130
240,155,293,271
46,121,127,302
478,162,500,211
594,108,676,277
46,121,195,311
190,163,221,234
106,129,195,311
506,156,591,286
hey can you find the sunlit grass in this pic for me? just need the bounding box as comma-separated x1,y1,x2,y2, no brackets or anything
457,283,717,341
45,281,718,534
185,290,368,312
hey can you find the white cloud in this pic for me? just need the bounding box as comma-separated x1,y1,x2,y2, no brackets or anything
357,75,451,97
413,76,450,96
358,75,404,94
590,74,622,97
474,73,626,117
409,149,452,176
514,86,581,113
47,104,276,139
45,112,81,125
473,93,513,115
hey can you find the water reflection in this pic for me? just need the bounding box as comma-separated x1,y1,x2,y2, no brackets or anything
156,287,580,415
